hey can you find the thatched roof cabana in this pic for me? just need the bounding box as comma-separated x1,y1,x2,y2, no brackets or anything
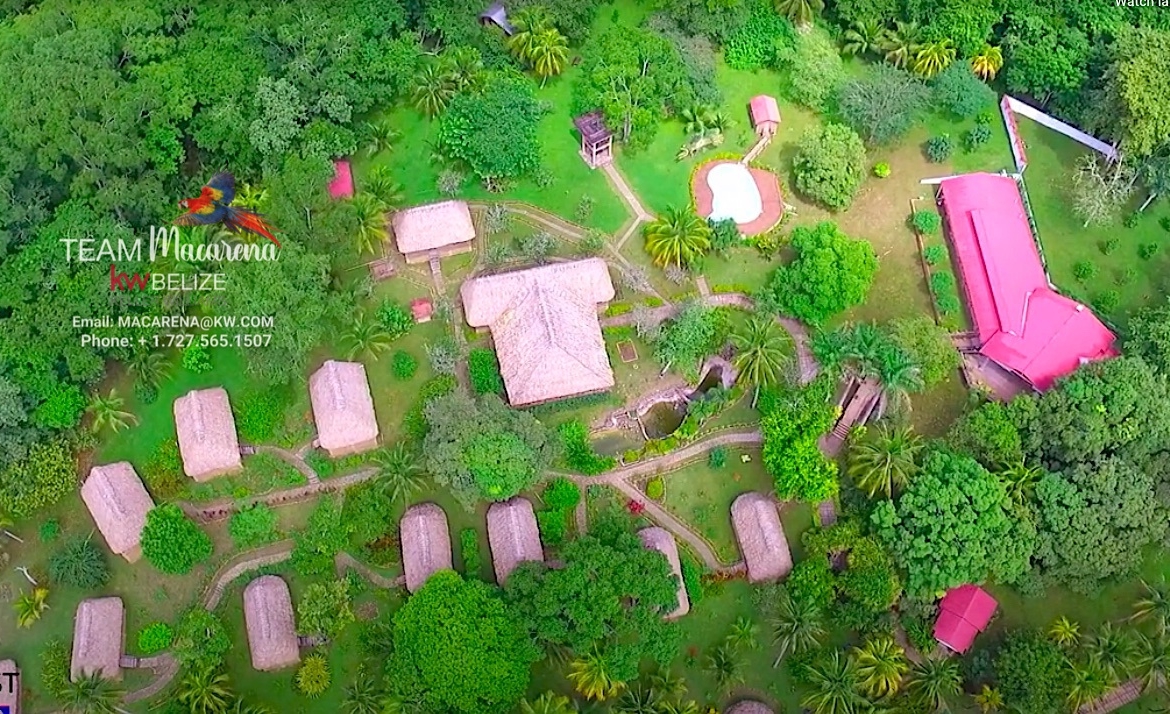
460,259,616,406
80,462,155,562
243,575,300,671
639,527,690,619
726,700,775,714
0,659,19,714
309,360,380,458
392,200,475,263
487,498,543,584
173,387,242,481
71,597,124,681
731,493,792,583
401,503,453,593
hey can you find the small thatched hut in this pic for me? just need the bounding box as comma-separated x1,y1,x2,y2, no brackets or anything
173,387,242,481
0,659,19,714
486,498,543,584
401,503,453,593
243,575,300,671
731,492,792,583
309,360,380,458
71,597,124,682
392,200,476,264
638,527,690,619
726,700,775,714
80,462,155,562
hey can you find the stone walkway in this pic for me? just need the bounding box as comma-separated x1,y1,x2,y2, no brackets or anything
334,551,405,589
1079,679,1144,714
178,466,379,523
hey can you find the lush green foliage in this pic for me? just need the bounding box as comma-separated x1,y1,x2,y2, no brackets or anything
837,65,929,144
776,28,846,112
558,420,616,475
48,536,110,589
793,125,868,210
391,350,419,381
298,579,355,638
911,211,941,234
173,609,232,667
403,375,458,441
297,654,332,697
888,316,961,388
759,222,877,326
292,496,352,576
995,630,1070,714
136,622,175,655
543,477,582,511
761,378,840,503
228,504,279,549
946,400,1025,470
0,438,78,518
141,504,214,575
376,300,415,341
461,527,482,576
232,389,287,443
438,77,543,182
931,63,996,119
468,348,505,396
924,134,955,162
724,0,796,70
643,207,712,268
654,303,730,377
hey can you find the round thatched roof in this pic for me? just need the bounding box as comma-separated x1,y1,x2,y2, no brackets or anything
726,700,774,714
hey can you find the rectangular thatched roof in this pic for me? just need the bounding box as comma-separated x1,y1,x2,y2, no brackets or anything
392,200,475,255
460,259,616,406
400,502,453,593
309,360,379,455
727,701,775,714
731,493,792,583
71,597,124,682
81,462,155,559
487,498,543,584
173,387,241,480
639,527,690,619
0,659,19,714
243,575,300,671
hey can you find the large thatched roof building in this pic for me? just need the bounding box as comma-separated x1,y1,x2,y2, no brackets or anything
243,575,300,671
486,498,543,584
460,259,616,406
726,700,775,714
71,597,124,681
173,387,242,481
80,462,154,562
639,527,690,619
401,503,453,593
392,200,476,264
0,659,19,714
309,360,380,457
731,493,792,583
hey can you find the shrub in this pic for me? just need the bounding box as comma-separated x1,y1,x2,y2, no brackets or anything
912,211,941,234
233,389,286,443
964,124,992,152
543,477,581,510
873,162,891,178
173,608,231,667
793,124,867,210
536,508,568,546
788,557,835,611
724,0,795,71
1124,212,1141,228
182,343,211,373
930,270,956,294
437,169,465,196
229,504,278,549
680,556,705,606
141,504,214,575
924,135,954,163
936,292,961,315
580,231,607,256
40,639,70,698
468,348,504,395
403,374,458,441
376,300,414,340
143,438,184,499
1102,237,1121,255
1094,290,1121,315
425,337,459,376
777,27,846,112
1160,216,1170,232
558,420,616,475
709,445,728,469
645,475,665,500
922,244,947,265
1072,260,1098,282
39,519,61,543
48,537,110,588
298,579,355,638
1117,267,1138,286
296,654,331,697
575,195,595,223
518,230,555,263
137,622,175,654
391,350,418,381
1141,242,1161,260
837,65,929,144
460,528,482,576
932,63,996,120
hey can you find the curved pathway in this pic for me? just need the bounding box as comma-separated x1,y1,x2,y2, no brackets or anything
255,444,320,484
334,551,405,589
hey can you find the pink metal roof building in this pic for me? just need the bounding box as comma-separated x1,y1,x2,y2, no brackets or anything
938,173,1117,391
934,584,998,653
328,159,354,200
749,95,780,137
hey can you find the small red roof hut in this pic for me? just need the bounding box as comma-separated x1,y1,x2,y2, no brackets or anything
934,584,998,653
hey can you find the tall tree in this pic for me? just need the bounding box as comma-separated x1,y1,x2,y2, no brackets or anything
1096,27,1170,157
800,650,868,713
732,316,793,405
906,657,962,712
774,0,823,28
759,221,877,326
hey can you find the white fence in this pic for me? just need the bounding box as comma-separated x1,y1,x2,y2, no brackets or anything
1000,95,1120,172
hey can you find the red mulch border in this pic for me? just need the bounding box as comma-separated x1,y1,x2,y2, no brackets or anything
691,160,784,236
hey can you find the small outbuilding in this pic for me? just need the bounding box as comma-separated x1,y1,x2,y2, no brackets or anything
574,111,613,169
0,659,19,714
391,200,476,264
243,575,301,671
486,498,543,584
731,492,792,583
328,159,354,200
748,95,781,137
639,527,690,619
410,297,434,324
934,584,998,654
173,387,242,481
309,360,380,458
478,1,515,35
80,462,155,562
71,597,124,682
726,700,775,714
401,503,453,593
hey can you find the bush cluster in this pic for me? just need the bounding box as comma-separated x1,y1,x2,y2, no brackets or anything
558,420,616,475
460,528,482,577
468,348,505,396
922,244,947,265
645,475,665,501
376,300,414,341
924,134,954,163
136,622,175,654
233,389,287,443
391,350,418,381
536,478,580,547
911,210,941,234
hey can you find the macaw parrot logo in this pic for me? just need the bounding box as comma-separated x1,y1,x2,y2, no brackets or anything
175,172,281,248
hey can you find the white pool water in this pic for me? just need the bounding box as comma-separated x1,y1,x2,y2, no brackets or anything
706,162,763,224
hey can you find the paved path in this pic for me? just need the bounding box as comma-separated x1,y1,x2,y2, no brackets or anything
602,162,654,250
124,654,179,703
1079,679,1144,713
255,444,320,484
178,467,379,523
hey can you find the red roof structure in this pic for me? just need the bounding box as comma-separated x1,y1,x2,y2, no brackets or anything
410,297,433,323
328,159,354,200
934,584,998,653
749,95,780,135
938,173,1117,391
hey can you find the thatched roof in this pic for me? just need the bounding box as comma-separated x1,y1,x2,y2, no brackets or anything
243,575,300,671
726,700,775,714
731,493,792,583
487,498,543,584
478,1,515,34
639,527,690,619
71,597,124,681
173,387,241,480
309,360,379,455
0,659,19,714
81,462,155,559
401,502,453,593
461,259,616,406
392,200,475,255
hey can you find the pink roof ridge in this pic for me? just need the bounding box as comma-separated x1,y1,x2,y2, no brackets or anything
749,95,780,126
934,584,998,653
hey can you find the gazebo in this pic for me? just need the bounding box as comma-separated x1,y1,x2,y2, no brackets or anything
574,111,613,169
749,95,781,137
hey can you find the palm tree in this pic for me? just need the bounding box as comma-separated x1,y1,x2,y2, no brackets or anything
905,657,961,712
647,667,687,700
60,671,124,714
87,388,138,433
342,670,384,714
770,588,826,666
852,635,909,699
443,46,486,92
340,310,394,361
774,0,823,28
615,683,662,714
1134,632,1170,692
520,692,576,714
881,21,924,68
226,700,273,714
643,207,712,268
507,6,553,61
363,166,405,210
1049,616,1082,649
568,650,625,701
973,684,1004,713
847,423,922,498
801,650,868,714
529,28,568,85
350,192,388,256
842,20,887,57
732,316,793,406
727,615,761,651
660,702,701,714
877,350,924,414
14,586,49,627
364,119,400,156
177,665,234,714
128,349,170,392
705,643,745,693
1133,580,1170,637
373,442,426,503
913,39,957,78
999,461,1042,505
1066,658,1111,712
681,104,716,135
1088,622,1136,684
970,44,1003,80
411,63,456,117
